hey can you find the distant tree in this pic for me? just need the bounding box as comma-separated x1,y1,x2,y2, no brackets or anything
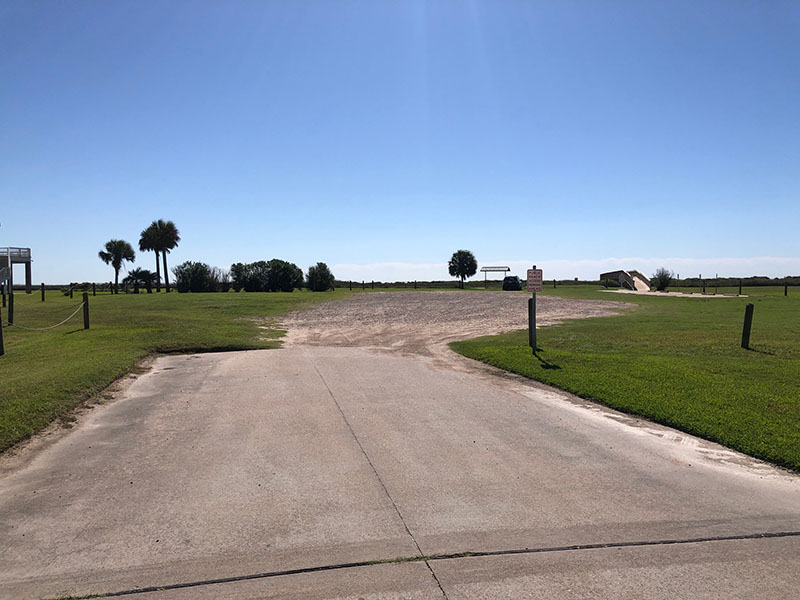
448,249,477,289
306,262,335,292
652,267,674,291
230,260,303,292
211,267,231,292
266,259,304,292
149,219,180,293
123,268,158,293
139,224,161,292
172,261,216,293
98,240,135,293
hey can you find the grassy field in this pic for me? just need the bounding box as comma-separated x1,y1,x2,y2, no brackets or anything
0,290,348,452
452,286,800,471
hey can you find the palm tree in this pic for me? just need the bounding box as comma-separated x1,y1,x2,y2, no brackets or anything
152,219,180,293
98,240,135,293
123,268,157,293
139,224,161,292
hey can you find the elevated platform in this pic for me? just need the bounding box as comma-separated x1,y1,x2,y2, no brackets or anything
1,247,33,293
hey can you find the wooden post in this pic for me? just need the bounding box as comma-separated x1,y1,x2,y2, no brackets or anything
738,280,742,296
0,306,4,356
371,280,374,289
362,280,365,290
93,282,96,296
741,303,754,349
414,280,417,289
69,287,73,299
41,282,45,302
1,286,4,307
83,292,90,329
349,280,352,291
785,283,788,297
8,291,13,325
528,294,537,353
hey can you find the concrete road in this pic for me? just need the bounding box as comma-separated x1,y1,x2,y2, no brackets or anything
1,348,798,599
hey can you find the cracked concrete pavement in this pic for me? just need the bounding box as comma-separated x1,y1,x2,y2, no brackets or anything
1,293,799,599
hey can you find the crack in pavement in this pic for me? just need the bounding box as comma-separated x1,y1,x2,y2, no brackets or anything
306,350,449,599
49,530,800,599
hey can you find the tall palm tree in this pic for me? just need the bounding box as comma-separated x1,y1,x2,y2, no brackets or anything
152,219,180,293
139,224,161,292
98,240,135,293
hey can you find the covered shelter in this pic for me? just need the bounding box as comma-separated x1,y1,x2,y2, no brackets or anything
480,265,510,288
1,247,33,293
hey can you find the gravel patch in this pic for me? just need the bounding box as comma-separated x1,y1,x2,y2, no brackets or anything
278,291,628,364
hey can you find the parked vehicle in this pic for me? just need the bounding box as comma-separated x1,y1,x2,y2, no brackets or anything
502,275,522,291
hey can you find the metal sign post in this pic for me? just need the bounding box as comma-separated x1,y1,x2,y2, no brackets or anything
527,265,543,353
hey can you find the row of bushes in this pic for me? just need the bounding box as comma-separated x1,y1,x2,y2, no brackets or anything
171,260,335,293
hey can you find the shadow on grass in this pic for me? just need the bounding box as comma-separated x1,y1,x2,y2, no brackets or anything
533,350,562,370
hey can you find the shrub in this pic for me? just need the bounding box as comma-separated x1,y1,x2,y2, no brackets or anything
173,261,216,293
306,262,335,292
652,267,674,291
266,259,304,292
230,259,303,292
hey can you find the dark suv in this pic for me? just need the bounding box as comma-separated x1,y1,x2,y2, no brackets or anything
502,276,522,291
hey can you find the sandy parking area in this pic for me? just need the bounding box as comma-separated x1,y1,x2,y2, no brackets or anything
279,291,627,365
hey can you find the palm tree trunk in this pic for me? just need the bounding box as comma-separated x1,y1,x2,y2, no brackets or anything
154,250,161,292
114,269,119,294
162,252,170,293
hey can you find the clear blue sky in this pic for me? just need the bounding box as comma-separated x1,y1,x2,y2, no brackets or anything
2,1,798,283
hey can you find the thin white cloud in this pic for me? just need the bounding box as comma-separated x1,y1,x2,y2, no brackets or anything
332,257,800,282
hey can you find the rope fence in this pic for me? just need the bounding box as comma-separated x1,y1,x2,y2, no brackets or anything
0,292,90,356
7,302,86,331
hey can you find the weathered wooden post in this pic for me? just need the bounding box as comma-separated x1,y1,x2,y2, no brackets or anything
92,282,96,296
785,283,788,297
371,280,374,289
69,286,73,299
0,307,4,356
83,292,90,329
41,282,45,302
738,280,742,296
362,280,365,290
349,280,352,291
553,278,556,288
1,286,4,307
414,280,417,289
741,303,754,349
8,291,13,325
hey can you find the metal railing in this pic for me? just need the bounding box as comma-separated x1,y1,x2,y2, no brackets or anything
0,247,32,261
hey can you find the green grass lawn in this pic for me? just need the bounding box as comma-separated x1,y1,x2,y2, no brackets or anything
451,286,800,471
0,290,348,452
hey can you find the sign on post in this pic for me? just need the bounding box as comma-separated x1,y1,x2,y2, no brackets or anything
527,268,543,292
527,266,543,353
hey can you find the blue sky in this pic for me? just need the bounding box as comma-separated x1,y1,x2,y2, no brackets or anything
1,1,799,283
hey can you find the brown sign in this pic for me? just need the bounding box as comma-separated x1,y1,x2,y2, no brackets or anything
527,268,543,292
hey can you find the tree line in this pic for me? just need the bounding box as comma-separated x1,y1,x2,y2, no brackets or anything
98,219,334,293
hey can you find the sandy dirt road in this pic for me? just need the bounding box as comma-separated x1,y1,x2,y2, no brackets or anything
2,291,799,599
279,291,627,368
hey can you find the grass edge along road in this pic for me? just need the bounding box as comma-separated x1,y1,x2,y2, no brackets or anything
0,290,352,453
451,286,800,472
